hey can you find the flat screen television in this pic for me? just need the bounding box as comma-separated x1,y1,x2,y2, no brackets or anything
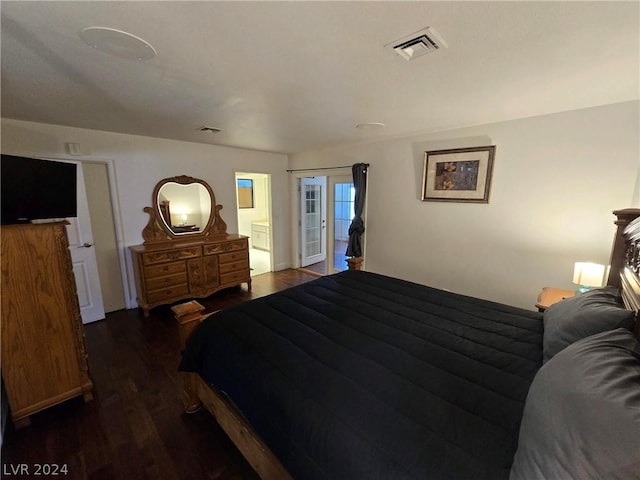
1,155,77,225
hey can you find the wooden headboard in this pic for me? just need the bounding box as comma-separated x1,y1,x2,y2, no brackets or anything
609,208,640,338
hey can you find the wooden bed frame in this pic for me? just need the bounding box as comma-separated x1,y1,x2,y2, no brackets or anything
173,208,640,480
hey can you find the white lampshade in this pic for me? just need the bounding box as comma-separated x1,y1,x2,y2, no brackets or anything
573,262,606,288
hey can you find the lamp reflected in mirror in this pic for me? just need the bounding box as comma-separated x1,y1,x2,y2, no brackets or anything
157,181,211,234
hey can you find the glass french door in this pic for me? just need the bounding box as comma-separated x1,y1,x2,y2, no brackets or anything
330,177,355,273
300,177,326,267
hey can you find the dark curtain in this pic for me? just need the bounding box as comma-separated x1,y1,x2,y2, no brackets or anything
346,163,368,257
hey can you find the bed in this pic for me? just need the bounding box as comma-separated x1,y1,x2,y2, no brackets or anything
176,209,640,480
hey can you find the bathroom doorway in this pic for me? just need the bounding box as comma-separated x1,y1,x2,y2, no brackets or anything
235,172,273,276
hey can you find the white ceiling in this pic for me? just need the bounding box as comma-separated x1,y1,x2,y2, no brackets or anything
2,1,638,155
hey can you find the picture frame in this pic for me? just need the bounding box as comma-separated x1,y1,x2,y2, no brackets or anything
421,145,496,203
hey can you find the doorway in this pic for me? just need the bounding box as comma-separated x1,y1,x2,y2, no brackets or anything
300,176,327,272
83,162,126,313
296,174,355,276
329,176,355,274
235,172,273,276
39,156,129,320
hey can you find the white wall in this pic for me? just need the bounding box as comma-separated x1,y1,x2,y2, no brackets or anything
4,101,638,311
1,118,290,308
289,101,640,309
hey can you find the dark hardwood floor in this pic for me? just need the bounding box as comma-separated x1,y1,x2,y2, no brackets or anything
1,269,318,480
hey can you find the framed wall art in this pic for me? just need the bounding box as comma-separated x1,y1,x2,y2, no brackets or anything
421,146,496,203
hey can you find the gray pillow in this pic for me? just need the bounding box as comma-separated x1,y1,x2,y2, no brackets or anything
543,286,635,362
510,328,640,480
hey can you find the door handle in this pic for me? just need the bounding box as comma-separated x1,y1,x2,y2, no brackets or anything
81,242,94,248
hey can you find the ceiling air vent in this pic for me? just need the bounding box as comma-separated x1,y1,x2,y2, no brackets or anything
199,126,223,133
387,27,447,61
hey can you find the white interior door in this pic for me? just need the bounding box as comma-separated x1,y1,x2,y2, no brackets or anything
64,161,105,324
300,177,327,267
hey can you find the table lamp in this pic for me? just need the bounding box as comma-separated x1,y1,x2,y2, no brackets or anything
572,262,606,294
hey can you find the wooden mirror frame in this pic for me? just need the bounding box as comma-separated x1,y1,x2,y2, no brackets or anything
142,175,227,244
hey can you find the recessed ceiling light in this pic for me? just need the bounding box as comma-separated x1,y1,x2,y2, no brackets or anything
79,27,156,61
356,122,385,129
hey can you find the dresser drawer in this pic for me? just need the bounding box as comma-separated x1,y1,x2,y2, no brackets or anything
142,247,201,266
147,284,189,304
145,272,187,291
220,269,250,286
219,250,249,264
204,240,247,256
144,261,186,277
219,259,250,274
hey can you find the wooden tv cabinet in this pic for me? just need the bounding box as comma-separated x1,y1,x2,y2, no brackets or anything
1,222,93,427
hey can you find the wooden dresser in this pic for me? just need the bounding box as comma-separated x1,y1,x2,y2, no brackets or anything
130,175,252,316
1,222,93,427
130,234,251,316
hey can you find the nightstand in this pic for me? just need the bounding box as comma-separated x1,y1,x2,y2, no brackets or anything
535,287,575,312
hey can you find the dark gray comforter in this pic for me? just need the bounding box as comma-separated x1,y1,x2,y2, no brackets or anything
180,270,543,480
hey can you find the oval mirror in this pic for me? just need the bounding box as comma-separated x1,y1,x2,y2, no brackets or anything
153,176,215,236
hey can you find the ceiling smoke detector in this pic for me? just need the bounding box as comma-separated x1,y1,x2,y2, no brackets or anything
387,27,447,61
199,126,223,133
